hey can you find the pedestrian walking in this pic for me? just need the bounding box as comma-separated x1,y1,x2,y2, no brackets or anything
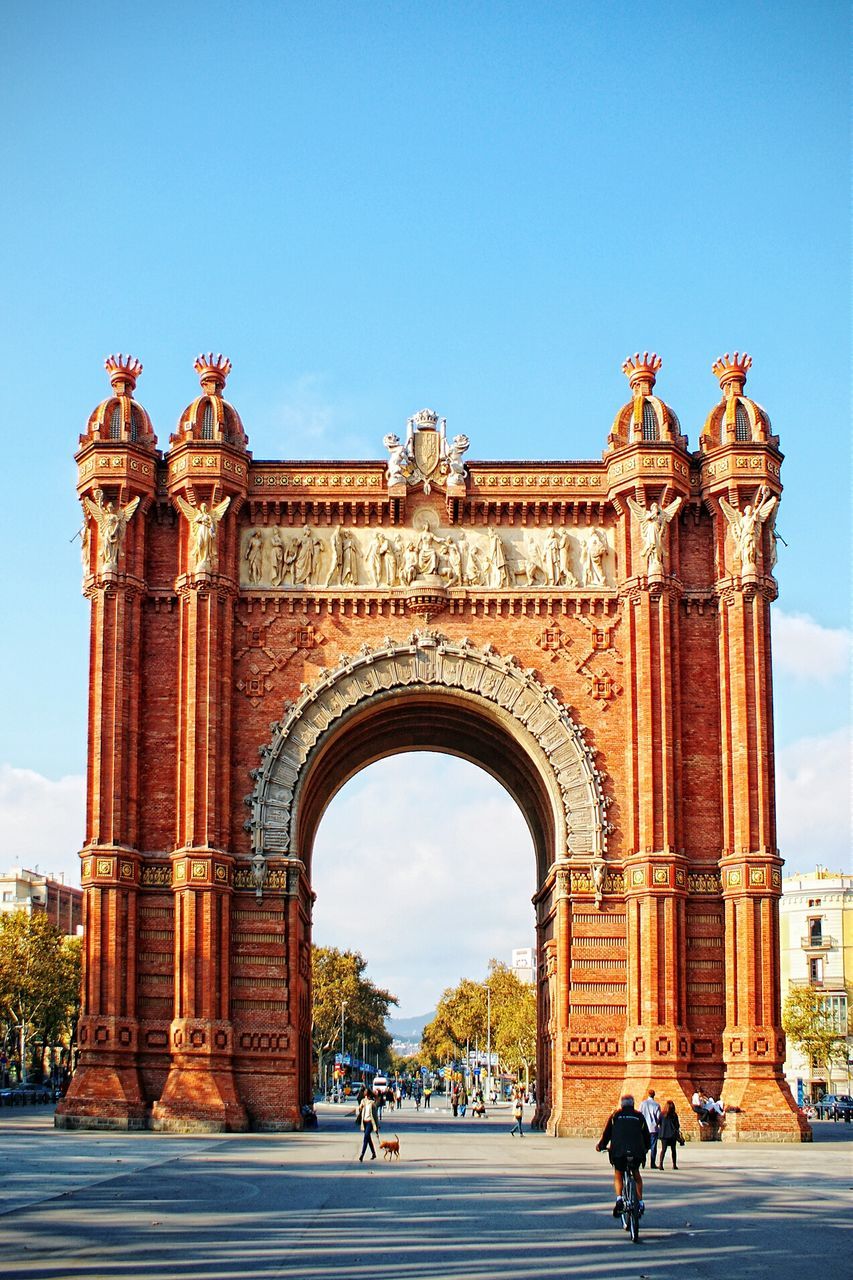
657,1100,682,1169
639,1089,662,1168
356,1088,379,1162
510,1095,524,1137
458,1084,468,1117
424,1084,432,1109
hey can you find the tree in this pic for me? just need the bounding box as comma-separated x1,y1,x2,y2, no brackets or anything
311,946,397,1090
783,983,848,1090
420,960,537,1086
0,912,81,1081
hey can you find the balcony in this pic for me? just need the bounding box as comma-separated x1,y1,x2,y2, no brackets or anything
801,934,836,950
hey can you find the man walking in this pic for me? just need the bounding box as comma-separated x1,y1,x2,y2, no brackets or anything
639,1089,662,1169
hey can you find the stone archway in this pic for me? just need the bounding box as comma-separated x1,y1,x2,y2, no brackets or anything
247,630,611,1130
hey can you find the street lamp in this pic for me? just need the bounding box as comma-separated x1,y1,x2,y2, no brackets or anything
485,982,492,1102
340,999,347,1094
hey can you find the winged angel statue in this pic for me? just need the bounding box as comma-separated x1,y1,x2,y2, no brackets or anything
719,489,777,573
175,496,231,574
83,488,140,572
626,495,682,575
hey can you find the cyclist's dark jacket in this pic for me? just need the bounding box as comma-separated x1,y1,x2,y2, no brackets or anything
599,1107,651,1160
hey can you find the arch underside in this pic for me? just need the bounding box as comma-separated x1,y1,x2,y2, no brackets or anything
249,633,610,885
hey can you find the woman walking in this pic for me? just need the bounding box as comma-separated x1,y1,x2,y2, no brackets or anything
657,1100,682,1169
357,1088,380,1162
510,1094,524,1137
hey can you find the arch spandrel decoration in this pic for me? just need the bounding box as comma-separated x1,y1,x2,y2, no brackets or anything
247,630,612,878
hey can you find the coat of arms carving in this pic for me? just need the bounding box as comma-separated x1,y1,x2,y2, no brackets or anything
383,408,469,493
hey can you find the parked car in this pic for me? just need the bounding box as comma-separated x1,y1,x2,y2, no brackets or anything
1,1081,54,1105
815,1093,853,1119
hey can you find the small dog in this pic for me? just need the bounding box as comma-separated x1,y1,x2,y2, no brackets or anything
379,1134,400,1160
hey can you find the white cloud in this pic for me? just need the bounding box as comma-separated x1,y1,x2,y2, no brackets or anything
776,727,852,873
772,608,851,683
262,373,376,459
312,755,536,1016
0,764,85,885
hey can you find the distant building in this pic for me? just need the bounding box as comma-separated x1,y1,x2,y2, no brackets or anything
511,947,536,985
780,867,853,1101
0,867,83,937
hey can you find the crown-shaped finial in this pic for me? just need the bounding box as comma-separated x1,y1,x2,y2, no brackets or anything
413,407,439,429
194,352,232,392
104,353,142,394
621,351,662,395
712,351,752,395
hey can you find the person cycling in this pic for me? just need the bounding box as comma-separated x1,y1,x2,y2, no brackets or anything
596,1094,651,1218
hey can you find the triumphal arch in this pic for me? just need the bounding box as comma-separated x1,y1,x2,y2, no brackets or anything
57,350,807,1140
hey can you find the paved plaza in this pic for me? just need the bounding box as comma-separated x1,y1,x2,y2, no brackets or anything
0,1103,850,1279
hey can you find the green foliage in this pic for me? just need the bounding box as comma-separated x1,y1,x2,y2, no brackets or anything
420,960,536,1079
782,983,848,1079
311,945,397,1065
0,911,82,1071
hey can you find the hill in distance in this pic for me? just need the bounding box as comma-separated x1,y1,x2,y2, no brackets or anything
386,1012,434,1039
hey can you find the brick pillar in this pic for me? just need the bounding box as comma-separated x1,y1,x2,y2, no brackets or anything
58,364,156,1128
151,578,247,1131
57,585,147,1125
547,865,571,1133
620,580,695,1115
716,583,808,1140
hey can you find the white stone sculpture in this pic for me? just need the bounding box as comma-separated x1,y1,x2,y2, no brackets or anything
720,490,778,573
175,496,230,574
759,486,780,573
592,858,606,909
626,496,682,576
83,488,140,573
341,532,360,585
368,531,398,586
383,433,412,487
520,535,547,586
245,529,264,584
486,527,512,588
269,527,286,586
558,529,578,587
293,525,321,585
582,528,608,587
446,434,470,485
443,537,462,585
544,528,561,587
325,526,345,587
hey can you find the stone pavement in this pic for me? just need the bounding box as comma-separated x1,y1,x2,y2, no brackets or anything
0,1102,850,1279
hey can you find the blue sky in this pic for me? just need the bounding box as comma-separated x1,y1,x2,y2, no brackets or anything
0,3,848,1012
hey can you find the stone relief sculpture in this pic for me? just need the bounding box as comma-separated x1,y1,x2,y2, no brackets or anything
367,531,399,586
175,496,230,574
83,488,140,573
238,520,616,591
486,527,513,587
293,525,322,585
269,526,286,586
720,489,777,573
626,495,682,575
582,527,608,587
245,529,264,584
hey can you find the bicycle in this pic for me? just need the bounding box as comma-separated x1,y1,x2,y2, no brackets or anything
621,1156,642,1243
